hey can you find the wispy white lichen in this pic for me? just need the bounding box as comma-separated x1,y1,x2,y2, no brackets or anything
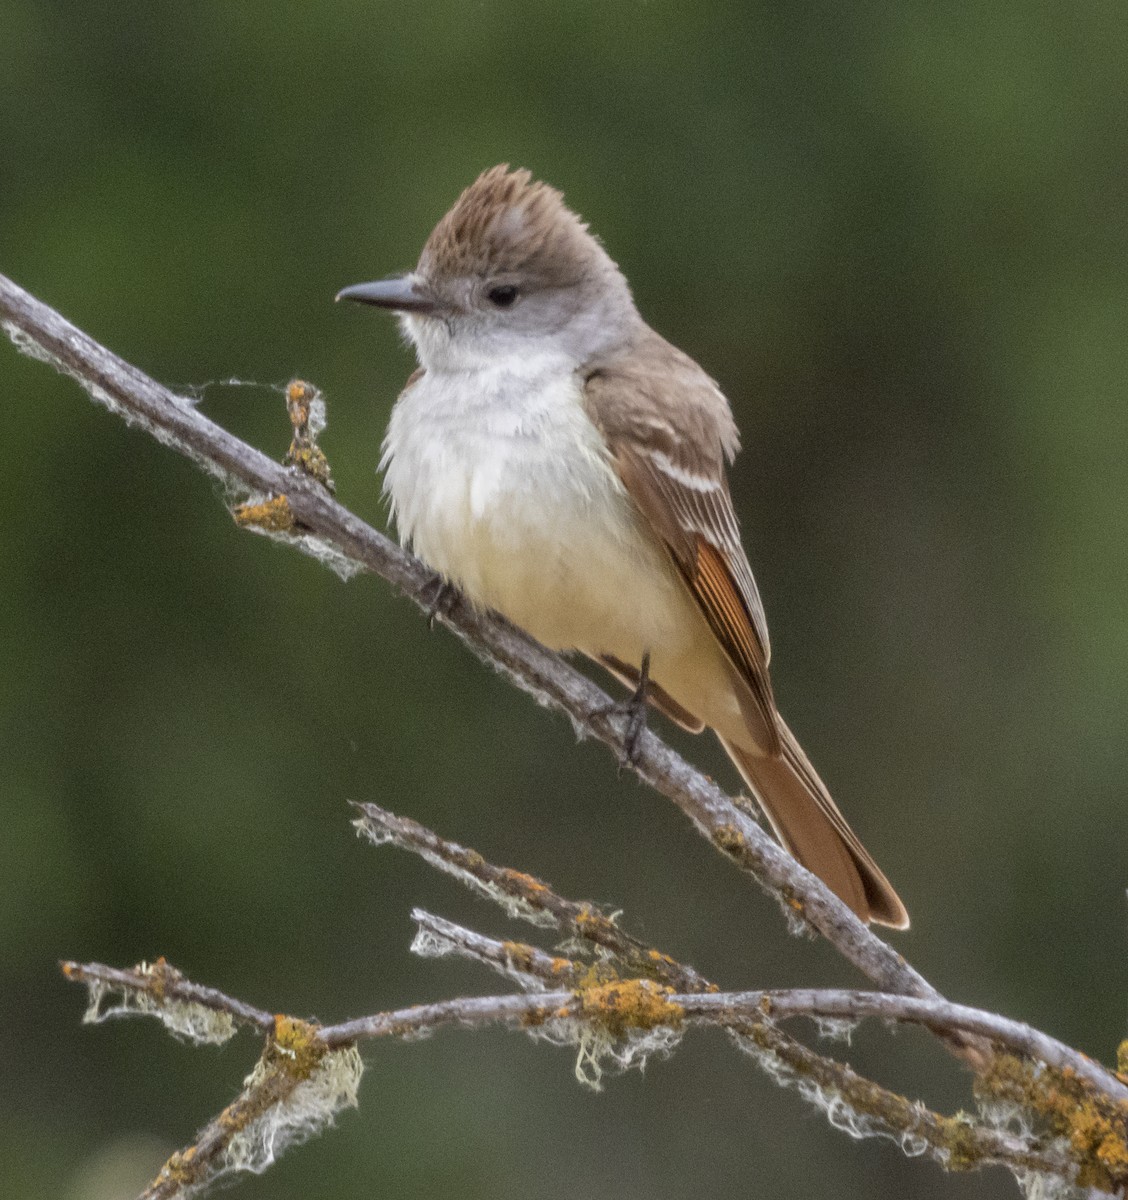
212,1044,364,1186
409,909,561,992
353,817,558,928
80,968,236,1046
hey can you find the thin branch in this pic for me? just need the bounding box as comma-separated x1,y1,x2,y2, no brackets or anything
747,989,1128,1103
64,948,1121,1098
727,1019,1076,1185
61,958,275,1033
354,801,714,994
410,908,588,990
404,909,1127,1105
0,270,932,1001
319,989,576,1045
59,956,1083,1192
141,1016,363,1200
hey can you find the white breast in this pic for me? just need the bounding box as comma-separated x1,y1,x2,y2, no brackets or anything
381,354,695,661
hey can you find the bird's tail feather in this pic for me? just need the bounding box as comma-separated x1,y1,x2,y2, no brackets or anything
720,724,909,929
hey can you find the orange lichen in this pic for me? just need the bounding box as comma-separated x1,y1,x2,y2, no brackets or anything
576,979,684,1039
145,956,179,1001
233,494,295,532
271,1014,327,1079
496,868,549,896
501,940,578,983
285,380,316,430
573,904,617,939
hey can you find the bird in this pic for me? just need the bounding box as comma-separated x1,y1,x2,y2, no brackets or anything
338,164,909,929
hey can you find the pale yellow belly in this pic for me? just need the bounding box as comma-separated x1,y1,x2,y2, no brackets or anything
408,466,744,738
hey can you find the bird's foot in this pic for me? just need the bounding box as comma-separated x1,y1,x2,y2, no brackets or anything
596,652,651,769
420,574,460,628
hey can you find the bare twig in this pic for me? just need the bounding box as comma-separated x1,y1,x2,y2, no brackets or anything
0,270,932,1001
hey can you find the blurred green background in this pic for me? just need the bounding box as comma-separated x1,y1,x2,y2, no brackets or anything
1,3,1125,1198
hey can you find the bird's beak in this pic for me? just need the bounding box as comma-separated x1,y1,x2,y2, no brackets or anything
335,275,437,314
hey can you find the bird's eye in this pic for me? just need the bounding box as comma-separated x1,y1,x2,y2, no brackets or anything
486,284,519,308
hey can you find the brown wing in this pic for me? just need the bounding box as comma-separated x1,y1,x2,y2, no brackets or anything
582,332,778,751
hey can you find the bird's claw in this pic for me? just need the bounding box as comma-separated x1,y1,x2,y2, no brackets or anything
421,575,460,628
597,652,651,770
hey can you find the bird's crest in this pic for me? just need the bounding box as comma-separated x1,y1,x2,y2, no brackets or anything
419,164,596,284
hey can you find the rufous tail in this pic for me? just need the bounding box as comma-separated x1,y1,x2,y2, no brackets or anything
720,722,909,929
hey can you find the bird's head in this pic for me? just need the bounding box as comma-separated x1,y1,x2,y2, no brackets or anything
338,165,640,371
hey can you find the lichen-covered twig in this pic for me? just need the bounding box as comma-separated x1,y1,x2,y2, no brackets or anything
745,990,1128,1103
0,270,934,1001
376,812,1127,1192
142,1014,362,1200
63,948,1120,1098
59,953,1094,1194
353,801,713,994
282,378,334,491
410,909,588,990
61,958,274,1037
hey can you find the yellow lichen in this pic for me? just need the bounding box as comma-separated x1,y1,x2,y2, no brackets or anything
160,1146,198,1185
931,1113,988,1172
286,444,333,489
572,959,627,991
233,494,295,532
271,1014,327,1080
283,379,335,491
711,823,747,857
977,1052,1128,1191
576,979,684,1039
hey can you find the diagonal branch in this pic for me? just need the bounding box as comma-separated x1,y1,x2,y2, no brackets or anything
0,270,929,999
8,273,1126,1131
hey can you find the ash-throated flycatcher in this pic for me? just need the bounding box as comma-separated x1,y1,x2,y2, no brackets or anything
338,165,908,928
